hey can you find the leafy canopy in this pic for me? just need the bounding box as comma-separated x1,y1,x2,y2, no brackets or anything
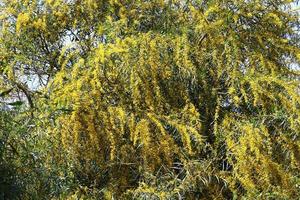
1,0,300,199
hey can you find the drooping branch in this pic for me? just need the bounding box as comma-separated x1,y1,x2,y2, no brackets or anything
12,80,34,109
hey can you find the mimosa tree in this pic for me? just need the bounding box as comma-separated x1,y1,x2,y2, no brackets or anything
1,0,300,199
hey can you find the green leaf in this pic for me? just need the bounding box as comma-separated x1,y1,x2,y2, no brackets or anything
8,101,24,106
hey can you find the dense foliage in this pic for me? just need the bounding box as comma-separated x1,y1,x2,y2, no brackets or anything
1,0,300,199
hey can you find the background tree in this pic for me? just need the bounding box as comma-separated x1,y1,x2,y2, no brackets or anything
1,0,300,199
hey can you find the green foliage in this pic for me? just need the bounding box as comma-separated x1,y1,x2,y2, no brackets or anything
1,0,300,199
0,102,74,199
